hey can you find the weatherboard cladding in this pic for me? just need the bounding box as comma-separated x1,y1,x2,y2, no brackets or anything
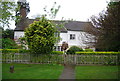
14,18,92,32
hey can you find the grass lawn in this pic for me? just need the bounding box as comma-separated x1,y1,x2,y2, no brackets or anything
2,63,64,79
75,66,118,79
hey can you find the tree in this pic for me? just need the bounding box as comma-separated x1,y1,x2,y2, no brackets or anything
0,0,16,28
25,16,59,55
90,2,120,51
2,28,14,39
43,2,61,19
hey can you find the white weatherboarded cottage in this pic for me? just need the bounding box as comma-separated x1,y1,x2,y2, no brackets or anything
14,0,95,51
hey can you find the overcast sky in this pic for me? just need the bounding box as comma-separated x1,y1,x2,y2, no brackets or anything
10,0,110,29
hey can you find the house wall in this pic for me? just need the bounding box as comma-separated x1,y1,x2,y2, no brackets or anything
57,31,89,49
14,31,24,40
14,30,94,50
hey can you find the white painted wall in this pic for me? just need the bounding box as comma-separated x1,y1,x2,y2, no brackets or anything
68,31,87,48
14,31,24,40
58,33,68,45
57,31,90,48
14,30,94,49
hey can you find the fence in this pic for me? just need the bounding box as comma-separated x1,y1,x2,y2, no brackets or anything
2,53,119,65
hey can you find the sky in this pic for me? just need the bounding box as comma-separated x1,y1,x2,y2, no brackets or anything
10,0,110,29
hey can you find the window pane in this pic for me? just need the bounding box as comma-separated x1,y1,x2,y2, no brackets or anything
70,34,75,40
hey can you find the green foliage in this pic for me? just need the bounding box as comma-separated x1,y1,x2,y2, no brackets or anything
25,16,59,55
91,2,120,51
1,49,30,53
1,49,62,54
19,37,27,49
2,29,14,39
84,49,93,52
0,1,16,28
43,2,60,19
67,46,83,54
51,51,63,55
1,38,18,49
76,52,120,55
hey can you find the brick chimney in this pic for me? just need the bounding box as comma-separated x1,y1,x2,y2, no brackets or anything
20,6,27,18
17,0,30,18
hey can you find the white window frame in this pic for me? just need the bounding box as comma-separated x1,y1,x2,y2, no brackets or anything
70,34,75,40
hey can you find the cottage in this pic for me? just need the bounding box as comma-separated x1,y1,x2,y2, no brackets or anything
14,0,95,51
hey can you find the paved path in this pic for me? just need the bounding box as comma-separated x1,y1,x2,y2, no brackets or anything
59,64,76,80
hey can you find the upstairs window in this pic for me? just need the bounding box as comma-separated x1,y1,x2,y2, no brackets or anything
70,34,75,40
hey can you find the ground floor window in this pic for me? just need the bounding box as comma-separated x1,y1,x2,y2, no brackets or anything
54,46,62,51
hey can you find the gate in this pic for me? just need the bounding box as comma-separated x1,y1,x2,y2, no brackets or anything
62,54,77,65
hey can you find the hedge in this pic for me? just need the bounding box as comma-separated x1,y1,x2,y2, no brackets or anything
1,49,63,54
76,52,120,55
1,49,30,53
51,51,63,55
84,49,93,52
1,49,120,55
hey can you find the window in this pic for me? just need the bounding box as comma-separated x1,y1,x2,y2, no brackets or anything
70,34,75,40
14,36,17,39
54,46,61,51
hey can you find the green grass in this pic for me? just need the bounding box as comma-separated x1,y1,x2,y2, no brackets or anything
75,66,118,79
2,63,64,79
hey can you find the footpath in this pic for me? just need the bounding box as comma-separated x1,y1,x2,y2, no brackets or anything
59,64,76,81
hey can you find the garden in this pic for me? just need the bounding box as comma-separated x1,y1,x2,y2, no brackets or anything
1,1,120,80
2,63,119,79
2,49,120,79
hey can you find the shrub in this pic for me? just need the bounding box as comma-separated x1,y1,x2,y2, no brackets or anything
76,52,120,55
67,46,83,54
84,49,93,52
1,38,18,49
1,49,62,54
25,16,59,55
1,49,30,54
51,51,63,55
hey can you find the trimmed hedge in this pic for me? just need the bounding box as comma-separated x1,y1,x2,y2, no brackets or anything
51,51,63,55
76,52,120,55
84,49,93,52
1,49,30,53
1,49,63,54
1,49,120,55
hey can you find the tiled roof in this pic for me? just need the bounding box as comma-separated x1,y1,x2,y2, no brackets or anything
14,19,94,32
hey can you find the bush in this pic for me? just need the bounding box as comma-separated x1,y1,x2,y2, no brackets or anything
1,38,18,49
67,46,83,54
84,49,93,52
1,49,62,54
76,52,120,55
25,17,59,55
51,51,63,55
1,49,30,54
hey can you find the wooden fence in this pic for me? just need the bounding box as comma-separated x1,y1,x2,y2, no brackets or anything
2,53,119,65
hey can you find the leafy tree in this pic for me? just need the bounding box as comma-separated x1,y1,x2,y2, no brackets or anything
25,16,59,55
0,0,16,28
90,2,120,51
